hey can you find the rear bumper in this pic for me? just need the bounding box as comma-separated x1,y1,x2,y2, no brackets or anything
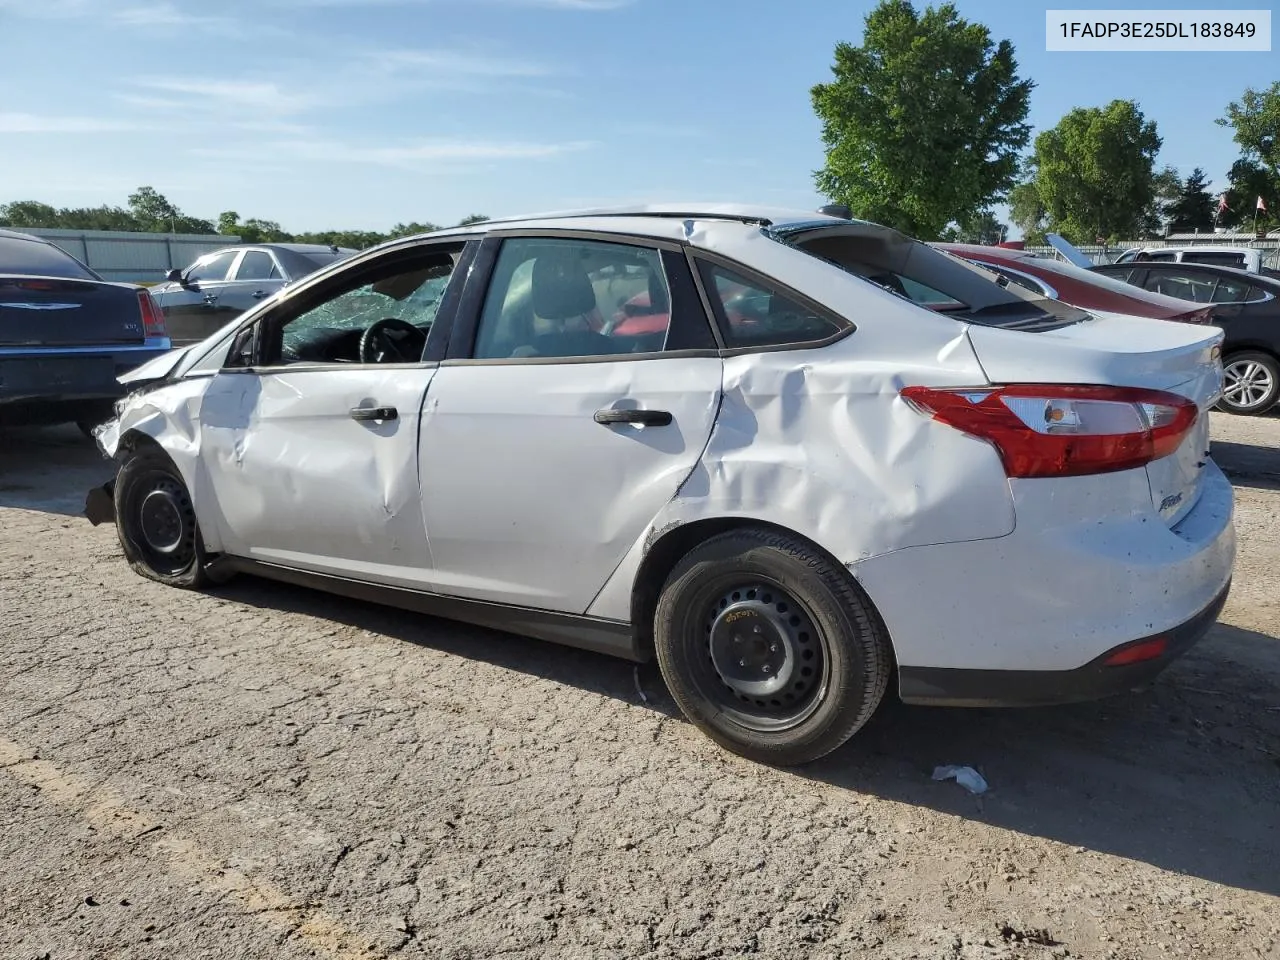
898,580,1230,706
0,344,171,414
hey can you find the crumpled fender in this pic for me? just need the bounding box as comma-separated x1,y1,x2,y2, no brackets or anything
93,379,223,552
585,326,1017,623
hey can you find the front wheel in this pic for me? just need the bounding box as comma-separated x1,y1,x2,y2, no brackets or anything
114,446,209,588
1219,351,1280,416
654,528,892,766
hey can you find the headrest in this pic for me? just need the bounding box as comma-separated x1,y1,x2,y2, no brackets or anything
532,250,597,320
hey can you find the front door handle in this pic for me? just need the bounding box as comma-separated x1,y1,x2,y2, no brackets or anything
594,408,673,427
252,290,270,300
350,406,398,422
202,294,218,306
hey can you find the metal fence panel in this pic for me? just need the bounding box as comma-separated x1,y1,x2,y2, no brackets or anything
13,227,241,283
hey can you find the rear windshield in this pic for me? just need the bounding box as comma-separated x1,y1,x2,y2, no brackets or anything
780,227,1089,330
298,250,351,268
0,236,98,280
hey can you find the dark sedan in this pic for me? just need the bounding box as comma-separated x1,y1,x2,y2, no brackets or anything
1091,260,1280,415
0,229,172,435
150,243,355,345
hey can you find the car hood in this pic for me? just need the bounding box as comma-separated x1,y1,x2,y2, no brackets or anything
118,345,194,385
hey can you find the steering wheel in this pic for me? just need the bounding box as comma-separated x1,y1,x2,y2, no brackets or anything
359,317,426,364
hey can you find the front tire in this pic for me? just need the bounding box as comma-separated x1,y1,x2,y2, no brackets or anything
1219,351,1280,416
654,528,892,766
114,446,209,588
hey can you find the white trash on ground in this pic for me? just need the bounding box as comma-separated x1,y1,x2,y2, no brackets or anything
932,765,989,795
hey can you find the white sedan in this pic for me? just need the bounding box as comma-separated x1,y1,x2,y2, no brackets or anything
85,205,1236,766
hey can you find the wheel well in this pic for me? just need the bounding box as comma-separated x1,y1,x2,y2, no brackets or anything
117,429,162,456
1222,345,1280,364
628,517,897,672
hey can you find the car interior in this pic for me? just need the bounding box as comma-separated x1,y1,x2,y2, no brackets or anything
270,251,458,365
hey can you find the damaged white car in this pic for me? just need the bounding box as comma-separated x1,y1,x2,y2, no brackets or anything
86,205,1236,766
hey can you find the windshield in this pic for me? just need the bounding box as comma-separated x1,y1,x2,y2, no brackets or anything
778,226,1090,330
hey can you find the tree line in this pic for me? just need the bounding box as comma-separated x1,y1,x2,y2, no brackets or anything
812,0,1279,244
0,186,488,250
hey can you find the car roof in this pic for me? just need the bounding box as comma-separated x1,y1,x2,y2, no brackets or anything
421,203,855,240
0,228,54,245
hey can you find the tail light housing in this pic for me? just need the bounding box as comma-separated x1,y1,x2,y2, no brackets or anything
1170,307,1215,325
901,384,1198,478
137,289,168,338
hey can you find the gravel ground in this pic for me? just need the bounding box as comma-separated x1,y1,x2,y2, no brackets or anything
1,413,1277,960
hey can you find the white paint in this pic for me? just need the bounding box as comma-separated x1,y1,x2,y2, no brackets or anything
102,206,1236,680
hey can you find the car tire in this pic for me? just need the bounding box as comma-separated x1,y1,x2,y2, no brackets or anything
1219,350,1280,416
114,445,210,589
653,527,892,766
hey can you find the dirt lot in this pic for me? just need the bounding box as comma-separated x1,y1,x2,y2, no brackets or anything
1,413,1277,960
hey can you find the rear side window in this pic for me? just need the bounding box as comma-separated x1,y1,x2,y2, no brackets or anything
187,251,237,283
697,262,846,349
1184,251,1247,268
1210,275,1253,303
0,236,97,280
235,251,278,281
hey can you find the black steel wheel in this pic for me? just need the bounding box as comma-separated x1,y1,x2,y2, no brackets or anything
114,445,209,588
654,527,892,766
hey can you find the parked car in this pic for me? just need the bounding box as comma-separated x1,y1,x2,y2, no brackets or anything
934,243,1216,324
1089,259,1280,415
150,243,355,346
1112,245,1268,274
85,205,1234,766
0,228,171,435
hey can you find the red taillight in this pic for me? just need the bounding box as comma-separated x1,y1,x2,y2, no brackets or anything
137,289,167,338
900,384,1198,478
1103,636,1169,666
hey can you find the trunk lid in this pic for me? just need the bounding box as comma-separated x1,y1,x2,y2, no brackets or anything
966,311,1225,527
0,276,145,346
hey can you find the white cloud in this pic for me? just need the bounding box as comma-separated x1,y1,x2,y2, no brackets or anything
195,136,595,170
0,112,140,133
130,78,314,114
294,0,631,7
376,48,555,77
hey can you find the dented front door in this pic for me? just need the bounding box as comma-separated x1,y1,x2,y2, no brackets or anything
196,366,437,588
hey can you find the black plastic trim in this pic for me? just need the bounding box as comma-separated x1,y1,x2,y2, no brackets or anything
898,581,1231,707
217,557,643,661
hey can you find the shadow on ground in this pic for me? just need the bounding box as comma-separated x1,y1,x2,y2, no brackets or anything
1212,439,1280,490
215,573,1280,899
0,425,111,517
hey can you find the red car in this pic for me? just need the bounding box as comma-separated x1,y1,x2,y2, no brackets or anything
935,243,1214,324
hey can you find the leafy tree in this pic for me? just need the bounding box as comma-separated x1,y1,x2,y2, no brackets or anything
1142,165,1183,236
948,209,1006,244
1218,82,1280,181
1165,167,1216,233
1219,159,1278,232
217,211,241,235
127,186,179,229
1007,179,1046,244
811,0,1033,239
456,214,490,226
0,201,61,227
1028,99,1161,243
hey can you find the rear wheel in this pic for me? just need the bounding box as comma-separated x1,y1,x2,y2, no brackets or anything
114,446,209,588
1219,351,1280,416
654,528,892,766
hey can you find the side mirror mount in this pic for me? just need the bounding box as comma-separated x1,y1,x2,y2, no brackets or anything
166,268,183,283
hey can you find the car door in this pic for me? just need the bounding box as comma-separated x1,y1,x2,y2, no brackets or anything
195,239,471,589
219,248,289,315
158,249,243,346
417,233,723,613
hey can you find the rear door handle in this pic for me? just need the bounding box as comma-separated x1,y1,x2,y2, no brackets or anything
252,290,270,300
350,406,398,422
594,408,673,427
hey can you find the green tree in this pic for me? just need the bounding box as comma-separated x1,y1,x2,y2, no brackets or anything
1220,159,1278,232
127,186,179,229
217,211,241,235
1029,99,1161,243
456,214,490,226
0,201,62,227
1165,167,1216,233
949,209,1006,244
811,0,1033,239
1143,165,1183,236
1007,179,1046,244
1218,82,1280,181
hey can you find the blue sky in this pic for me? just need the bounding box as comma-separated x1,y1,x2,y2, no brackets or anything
0,0,1274,234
